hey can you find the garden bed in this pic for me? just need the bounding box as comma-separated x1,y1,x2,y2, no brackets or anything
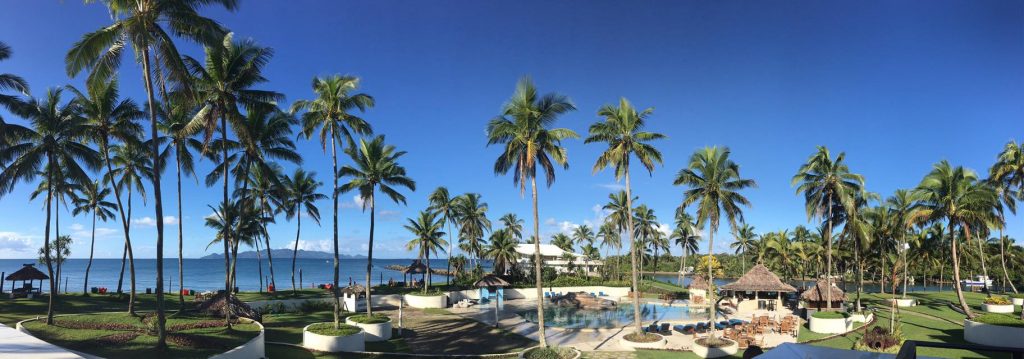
519,346,580,359
303,322,365,352
619,332,666,349
345,314,392,341
964,317,1024,349
692,337,738,358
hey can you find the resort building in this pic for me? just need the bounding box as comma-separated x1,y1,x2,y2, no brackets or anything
514,243,602,275
720,264,797,313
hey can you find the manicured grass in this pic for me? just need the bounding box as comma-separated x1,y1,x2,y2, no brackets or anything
806,309,999,358
267,343,433,358
812,311,849,319
405,289,447,296
633,350,741,359
234,289,328,301
973,313,1024,328
305,322,362,336
347,313,390,324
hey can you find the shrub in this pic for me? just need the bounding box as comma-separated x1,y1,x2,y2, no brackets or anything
347,314,389,324
623,332,662,343
854,326,902,353
306,322,362,336
812,311,849,319
1008,293,1024,299
983,297,1012,305
298,299,332,313
523,347,575,359
974,313,1024,328
407,289,446,297
257,302,288,315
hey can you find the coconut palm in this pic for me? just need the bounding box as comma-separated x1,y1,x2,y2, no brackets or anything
585,97,664,336
486,77,577,347
241,164,283,292
205,199,266,295
456,194,492,268
910,161,997,318
572,225,596,275
885,189,919,298
603,191,636,280
598,222,622,280
30,168,81,294
339,135,415,316
0,89,100,324
552,233,574,253
279,169,326,293
989,140,1024,294
671,210,700,286
792,146,863,312
674,146,756,342
155,98,201,308
428,187,459,285
633,204,661,278
500,213,524,240
107,140,152,297
293,74,373,327
71,180,116,294
0,41,29,135
404,210,448,293
730,223,757,273
486,229,520,275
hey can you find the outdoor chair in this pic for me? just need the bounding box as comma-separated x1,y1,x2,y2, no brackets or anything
646,323,658,333
737,337,749,350
674,324,695,335
695,322,707,333
659,323,670,334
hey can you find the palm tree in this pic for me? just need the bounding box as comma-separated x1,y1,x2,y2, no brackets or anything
633,204,660,279
155,98,201,308
450,255,468,280
339,135,415,316
206,199,266,297
792,146,864,312
404,210,448,293
486,77,577,348
604,191,637,281
107,141,152,298
243,164,284,293
730,223,757,273
598,222,622,280
989,140,1024,294
500,213,524,240
910,161,997,318
671,210,700,286
0,89,100,324
0,41,29,138
71,180,116,294
572,225,596,275
280,169,326,293
674,146,756,343
552,233,574,253
585,97,664,336
294,74,373,328
486,229,520,275
886,189,919,298
67,1,236,344
428,187,459,285
456,194,492,268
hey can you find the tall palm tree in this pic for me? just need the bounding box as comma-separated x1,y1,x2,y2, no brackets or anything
885,189,919,298
486,229,520,275
294,74,373,328
674,146,756,342
792,146,863,311
671,210,700,286
404,210,448,293
280,169,326,293
0,89,100,324
500,213,524,240
339,135,415,316
730,223,757,273
428,187,459,286
989,140,1024,294
205,199,266,296
244,164,284,292
67,1,236,344
572,225,596,275
910,161,997,318
585,97,664,336
551,233,574,253
107,141,152,297
71,180,116,294
30,166,82,294
486,77,577,348
156,98,201,308
633,204,661,278
604,190,636,281
0,41,29,138
456,194,492,268
598,222,622,280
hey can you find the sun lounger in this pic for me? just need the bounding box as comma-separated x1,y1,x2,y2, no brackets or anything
659,323,670,334
599,291,607,296
714,322,727,330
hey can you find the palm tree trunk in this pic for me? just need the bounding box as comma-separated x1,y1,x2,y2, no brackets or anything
707,230,718,341
366,193,376,316
976,228,991,296
902,234,909,299
951,222,974,319
531,176,547,347
825,198,833,310
117,189,132,295
84,208,97,294
255,239,264,293
142,47,167,348
881,246,886,294
221,114,232,329
330,132,341,329
176,148,185,309
855,235,863,311
678,245,684,286
625,170,643,337
446,220,452,286
262,201,276,290
291,214,302,293
425,250,431,293
55,202,61,295
100,140,135,312
1000,230,1017,293
43,156,56,324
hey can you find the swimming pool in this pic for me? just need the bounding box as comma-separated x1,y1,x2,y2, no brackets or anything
517,302,705,329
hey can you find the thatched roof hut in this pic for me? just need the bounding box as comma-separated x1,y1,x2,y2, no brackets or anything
686,275,709,290
403,260,427,274
5,264,48,281
340,284,366,295
800,279,846,302
474,274,510,288
720,264,796,292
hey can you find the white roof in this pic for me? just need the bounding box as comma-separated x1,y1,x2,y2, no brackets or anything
515,243,585,258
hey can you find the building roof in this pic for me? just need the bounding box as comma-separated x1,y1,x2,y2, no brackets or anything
800,279,846,302
474,274,510,287
720,264,797,292
687,275,709,290
5,264,48,281
515,243,585,258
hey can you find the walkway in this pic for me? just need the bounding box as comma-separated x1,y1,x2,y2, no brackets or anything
0,323,84,358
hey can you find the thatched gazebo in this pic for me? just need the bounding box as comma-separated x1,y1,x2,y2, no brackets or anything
800,279,846,310
720,264,797,312
475,273,509,305
5,264,48,298
686,275,710,305
402,260,428,287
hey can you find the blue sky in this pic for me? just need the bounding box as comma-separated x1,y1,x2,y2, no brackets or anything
0,1,1022,259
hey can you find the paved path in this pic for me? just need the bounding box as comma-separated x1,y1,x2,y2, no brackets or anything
0,323,84,358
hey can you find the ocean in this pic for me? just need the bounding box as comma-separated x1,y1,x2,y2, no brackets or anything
0,258,454,293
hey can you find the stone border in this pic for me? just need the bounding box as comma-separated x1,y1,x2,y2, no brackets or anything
619,332,667,350
692,338,738,358
345,316,392,341
981,303,1015,313
405,293,448,308
302,323,365,352
963,319,1024,349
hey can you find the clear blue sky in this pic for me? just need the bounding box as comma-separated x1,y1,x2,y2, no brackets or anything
0,1,1022,259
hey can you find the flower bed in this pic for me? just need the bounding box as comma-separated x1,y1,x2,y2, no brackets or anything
519,346,581,359
302,322,365,352
619,332,666,349
345,314,392,341
981,298,1015,313
964,317,1024,349
692,337,738,358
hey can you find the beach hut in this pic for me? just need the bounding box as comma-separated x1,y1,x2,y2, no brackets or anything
340,284,366,311
402,260,428,287
5,264,48,298
686,275,710,305
474,273,509,305
800,279,846,311
720,264,797,312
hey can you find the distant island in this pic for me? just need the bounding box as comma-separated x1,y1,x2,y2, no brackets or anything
198,249,367,260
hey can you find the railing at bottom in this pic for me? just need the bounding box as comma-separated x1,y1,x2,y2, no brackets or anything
895,340,1024,359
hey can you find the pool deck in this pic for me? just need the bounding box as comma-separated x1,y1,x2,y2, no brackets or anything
0,323,84,358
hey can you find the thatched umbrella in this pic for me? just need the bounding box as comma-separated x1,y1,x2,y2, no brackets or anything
474,274,510,288
800,279,846,310
340,284,366,297
5,264,49,295
686,275,709,290
720,264,797,293
403,260,427,286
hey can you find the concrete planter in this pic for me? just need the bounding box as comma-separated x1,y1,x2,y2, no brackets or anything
404,293,447,309
1011,297,1024,306
809,316,852,334
518,347,581,359
964,320,1024,349
345,317,392,342
302,323,365,353
692,338,738,358
981,303,1015,313
210,318,265,359
849,312,873,323
618,333,667,350
893,298,916,307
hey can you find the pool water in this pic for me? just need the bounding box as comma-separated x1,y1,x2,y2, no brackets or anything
517,302,705,329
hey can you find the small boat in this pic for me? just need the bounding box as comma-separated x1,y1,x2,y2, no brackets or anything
960,275,992,289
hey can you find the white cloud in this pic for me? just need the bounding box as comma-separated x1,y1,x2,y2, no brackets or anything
340,195,366,209
377,210,401,221
657,223,672,237
597,183,625,191
0,232,35,257
70,223,85,232
132,216,179,227
69,223,120,241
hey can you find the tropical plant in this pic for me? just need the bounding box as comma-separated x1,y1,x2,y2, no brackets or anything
486,229,520,275
572,225,596,275
404,210,448,293
989,140,1024,295
671,210,700,286
339,135,415,316
485,77,577,347
456,194,492,268
598,221,622,280
0,41,29,145
279,169,326,292
603,190,636,281
107,140,152,297
30,166,79,294
71,180,116,294
552,233,574,253
674,146,756,342
730,223,757,273
427,187,459,285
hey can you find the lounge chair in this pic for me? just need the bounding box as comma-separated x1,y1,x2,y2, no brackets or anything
674,324,693,334
647,323,658,333
659,323,670,334
695,322,707,333
599,291,607,296
544,292,551,298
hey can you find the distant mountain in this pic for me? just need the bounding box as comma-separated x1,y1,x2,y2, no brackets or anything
199,249,366,260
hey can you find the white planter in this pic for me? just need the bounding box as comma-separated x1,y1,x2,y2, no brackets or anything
404,293,447,309
964,320,1024,349
849,312,873,323
809,316,852,334
981,303,1015,313
345,317,392,342
618,333,667,350
518,347,581,359
894,298,916,307
1011,298,1024,306
302,323,365,352
210,318,265,359
692,338,738,358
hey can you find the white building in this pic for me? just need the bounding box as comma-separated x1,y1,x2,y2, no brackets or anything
514,243,603,275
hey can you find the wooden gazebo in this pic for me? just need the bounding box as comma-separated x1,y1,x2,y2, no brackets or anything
720,264,797,312
5,264,48,298
800,279,846,310
686,275,710,305
402,260,428,287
